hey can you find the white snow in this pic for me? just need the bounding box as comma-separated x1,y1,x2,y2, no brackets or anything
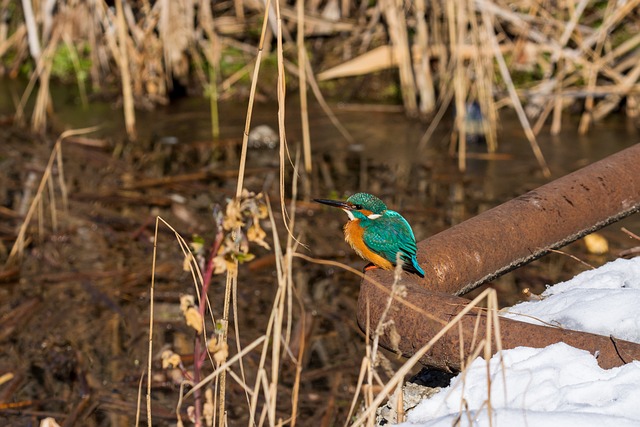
397,257,640,427
503,257,640,342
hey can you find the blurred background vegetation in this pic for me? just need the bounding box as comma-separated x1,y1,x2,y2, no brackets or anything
2,1,639,155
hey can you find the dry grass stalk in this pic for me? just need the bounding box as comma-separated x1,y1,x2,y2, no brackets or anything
380,0,418,116
20,0,40,60
5,126,98,268
14,24,60,130
316,45,396,81
450,0,468,171
303,55,356,145
30,35,55,133
297,0,312,174
579,0,615,135
235,0,272,197
349,287,504,426
414,0,436,115
114,0,137,141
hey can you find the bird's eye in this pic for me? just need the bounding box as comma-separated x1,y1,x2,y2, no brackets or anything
354,204,362,210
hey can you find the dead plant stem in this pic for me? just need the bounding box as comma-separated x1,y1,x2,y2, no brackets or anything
236,0,272,197
114,0,137,140
351,288,499,426
296,0,312,174
6,126,98,267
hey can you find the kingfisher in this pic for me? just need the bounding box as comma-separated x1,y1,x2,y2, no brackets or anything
314,193,425,278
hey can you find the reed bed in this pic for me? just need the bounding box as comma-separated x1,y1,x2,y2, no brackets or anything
2,1,639,165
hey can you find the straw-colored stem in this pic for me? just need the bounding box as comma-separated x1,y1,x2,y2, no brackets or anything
414,0,436,115
380,0,418,116
209,62,220,140
351,288,499,426
235,0,272,198
20,0,41,60
115,0,137,140
6,127,98,267
297,0,312,175
579,0,614,134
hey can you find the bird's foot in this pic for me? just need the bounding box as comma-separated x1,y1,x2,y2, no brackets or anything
363,263,380,272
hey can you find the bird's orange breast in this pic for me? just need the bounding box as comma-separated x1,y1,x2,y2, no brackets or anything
344,220,394,270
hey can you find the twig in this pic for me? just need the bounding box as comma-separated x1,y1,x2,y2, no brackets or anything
549,248,595,270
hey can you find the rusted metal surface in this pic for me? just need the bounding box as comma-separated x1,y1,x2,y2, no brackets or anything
357,144,640,370
405,143,640,296
358,271,640,370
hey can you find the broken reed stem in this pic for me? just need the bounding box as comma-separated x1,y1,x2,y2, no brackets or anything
381,0,418,116
284,152,304,426
289,292,306,427
549,248,596,270
579,0,614,135
304,57,355,144
6,126,98,267
20,0,41,60
31,47,53,133
417,85,453,150
296,0,312,174
452,0,467,172
217,272,233,427
231,265,252,418
209,62,220,140
114,0,137,141
236,0,272,197
414,0,436,115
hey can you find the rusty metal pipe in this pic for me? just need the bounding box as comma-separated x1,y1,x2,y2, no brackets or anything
395,143,640,295
358,274,640,370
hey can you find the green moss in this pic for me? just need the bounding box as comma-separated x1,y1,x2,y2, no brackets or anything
610,27,639,50
247,17,264,39
51,43,91,82
219,46,251,84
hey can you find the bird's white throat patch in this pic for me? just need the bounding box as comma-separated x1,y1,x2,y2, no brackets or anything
342,209,381,220
343,209,355,221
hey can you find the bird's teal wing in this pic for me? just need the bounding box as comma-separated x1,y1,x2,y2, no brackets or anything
362,211,424,276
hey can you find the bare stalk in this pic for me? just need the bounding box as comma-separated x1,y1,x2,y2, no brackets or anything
296,0,312,174
115,0,137,140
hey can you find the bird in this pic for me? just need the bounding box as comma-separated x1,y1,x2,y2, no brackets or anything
314,193,425,278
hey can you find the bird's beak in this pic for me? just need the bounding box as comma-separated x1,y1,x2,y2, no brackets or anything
314,199,354,210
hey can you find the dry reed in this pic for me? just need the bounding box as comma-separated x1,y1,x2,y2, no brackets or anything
4,1,637,168
5,126,98,267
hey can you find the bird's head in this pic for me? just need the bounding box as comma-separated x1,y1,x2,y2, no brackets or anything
314,192,387,221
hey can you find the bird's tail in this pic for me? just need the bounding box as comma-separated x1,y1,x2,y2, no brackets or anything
403,258,425,278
